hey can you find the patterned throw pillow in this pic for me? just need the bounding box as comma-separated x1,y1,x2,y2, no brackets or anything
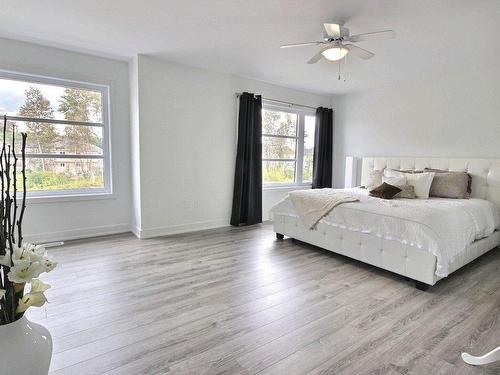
394,184,417,199
369,182,402,199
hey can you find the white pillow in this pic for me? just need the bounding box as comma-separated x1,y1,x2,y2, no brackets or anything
366,169,384,189
384,169,435,198
405,172,435,198
384,169,405,178
382,175,407,188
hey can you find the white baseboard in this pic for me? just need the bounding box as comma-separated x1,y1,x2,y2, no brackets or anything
131,225,141,238
134,219,229,239
23,218,230,243
24,223,131,243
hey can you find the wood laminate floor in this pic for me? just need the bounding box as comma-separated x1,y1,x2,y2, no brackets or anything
27,224,500,375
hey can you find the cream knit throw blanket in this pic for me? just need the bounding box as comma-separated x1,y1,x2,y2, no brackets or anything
289,188,359,229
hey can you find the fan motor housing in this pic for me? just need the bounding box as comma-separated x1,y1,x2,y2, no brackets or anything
323,25,350,40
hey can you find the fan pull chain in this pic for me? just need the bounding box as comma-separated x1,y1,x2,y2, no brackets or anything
343,54,348,82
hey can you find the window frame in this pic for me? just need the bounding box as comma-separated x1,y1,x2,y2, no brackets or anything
262,101,315,189
0,69,112,200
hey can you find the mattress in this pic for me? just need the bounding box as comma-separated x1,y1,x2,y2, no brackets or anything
270,188,500,277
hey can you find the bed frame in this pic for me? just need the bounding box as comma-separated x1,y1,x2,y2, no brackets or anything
272,157,500,289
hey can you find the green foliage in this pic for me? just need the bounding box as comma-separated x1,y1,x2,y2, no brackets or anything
303,153,313,182
262,110,296,136
19,87,60,158
24,170,104,191
59,88,102,152
262,110,297,167
18,87,54,119
59,88,102,122
263,162,295,184
261,110,316,184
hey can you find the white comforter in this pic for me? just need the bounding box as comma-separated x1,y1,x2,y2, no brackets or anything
270,188,500,277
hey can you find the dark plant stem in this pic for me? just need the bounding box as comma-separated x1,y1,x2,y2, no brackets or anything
0,116,28,323
5,145,13,256
1,116,6,254
11,126,17,244
17,133,27,245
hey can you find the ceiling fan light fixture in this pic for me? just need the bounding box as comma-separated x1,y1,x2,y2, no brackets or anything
321,47,349,61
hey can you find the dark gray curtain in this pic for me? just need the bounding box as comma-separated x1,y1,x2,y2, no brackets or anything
230,92,262,226
312,107,333,189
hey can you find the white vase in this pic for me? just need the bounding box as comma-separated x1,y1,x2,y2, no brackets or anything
0,316,53,375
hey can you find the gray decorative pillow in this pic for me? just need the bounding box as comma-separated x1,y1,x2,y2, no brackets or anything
426,171,470,199
394,184,417,199
425,168,472,196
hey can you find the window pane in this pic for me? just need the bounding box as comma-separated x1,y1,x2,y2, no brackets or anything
20,158,104,191
8,121,103,155
262,109,297,136
0,78,103,123
303,115,316,182
263,136,296,160
263,161,295,184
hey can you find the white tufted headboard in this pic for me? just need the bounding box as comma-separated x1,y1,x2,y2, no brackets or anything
361,157,500,208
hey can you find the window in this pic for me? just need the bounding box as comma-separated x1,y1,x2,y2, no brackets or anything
262,102,315,187
0,70,111,197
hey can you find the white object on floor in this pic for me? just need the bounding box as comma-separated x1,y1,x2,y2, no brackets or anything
462,346,500,365
39,241,65,248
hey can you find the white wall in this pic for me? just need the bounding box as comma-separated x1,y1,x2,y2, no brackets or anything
333,66,500,187
0,38,132,242
129,56,142,234
131,55,331,237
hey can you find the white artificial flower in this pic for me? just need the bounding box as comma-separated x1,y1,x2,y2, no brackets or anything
41,255,57,272
5,243,56,283
0,289,5,300
0,250,11,267
30,279,51,294
7,260,44,283
12,248,30,265
16,279,51,313
16,291,48,313
29,245,47,262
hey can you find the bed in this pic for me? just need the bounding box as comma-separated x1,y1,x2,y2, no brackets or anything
270,157,500,289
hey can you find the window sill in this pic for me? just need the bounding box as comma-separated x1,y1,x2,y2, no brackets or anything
263,184,312,191
26,192,115,205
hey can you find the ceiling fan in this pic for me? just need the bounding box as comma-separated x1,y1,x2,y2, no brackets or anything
280,23,395,64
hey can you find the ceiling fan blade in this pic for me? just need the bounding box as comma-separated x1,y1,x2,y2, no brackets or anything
307,47,330,64
280,41,323,49
344,44,374,60
323,23,342,37
347,30,396,42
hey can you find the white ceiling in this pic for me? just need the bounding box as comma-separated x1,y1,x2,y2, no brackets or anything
1,0,500,95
